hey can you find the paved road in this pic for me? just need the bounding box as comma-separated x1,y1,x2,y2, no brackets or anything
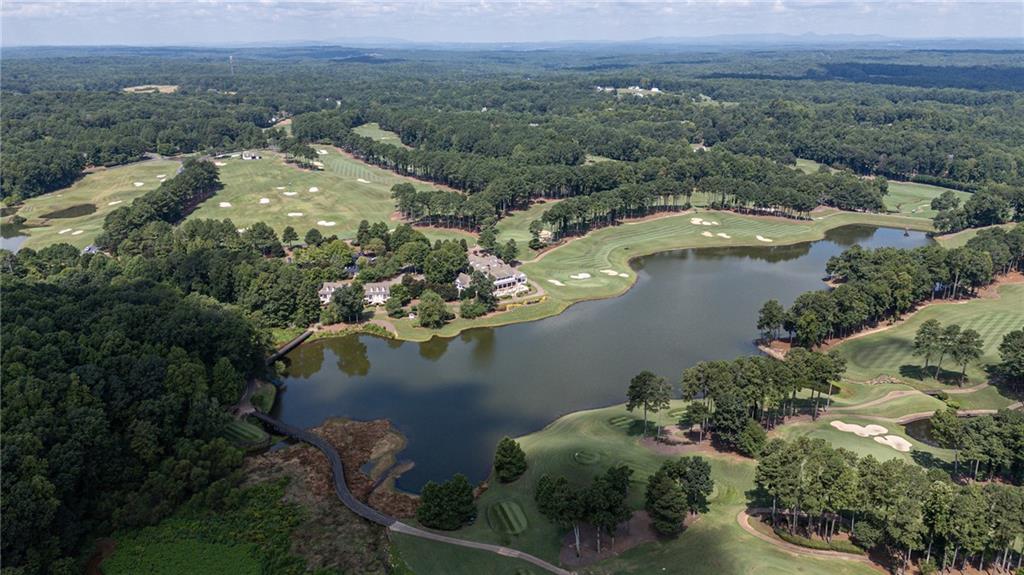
252,412,573,574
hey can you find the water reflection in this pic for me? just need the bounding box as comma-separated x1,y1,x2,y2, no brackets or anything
278,226,932,491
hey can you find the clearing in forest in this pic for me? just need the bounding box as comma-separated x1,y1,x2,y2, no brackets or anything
882,181,971,219
122,84,179,94
353,122,411,148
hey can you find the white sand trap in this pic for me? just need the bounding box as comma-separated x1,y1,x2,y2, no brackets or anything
716,233,731,239
275,186,286,190
71,230,84,236
287,212,304,217
259,198,270,205
58,229,72,235
107,200,123,206
711,221,720,226
133,182,144,187
218,202,232,208
316,220,336,227
701,231,714,237
215,162,227,167
156,174,166,179
570,273,592,280
600,269,619,276
701,221,714,226
308,187,319,193
690,217,704,225
830,421,888,437
547,279,566,287
357,178,370,183
874,435,913,452
236,228,246,233
283,191,298,196
317,149,328,155
618,273,628,278
756,235,773,243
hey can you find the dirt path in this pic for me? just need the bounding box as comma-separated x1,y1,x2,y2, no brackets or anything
736,509,882,569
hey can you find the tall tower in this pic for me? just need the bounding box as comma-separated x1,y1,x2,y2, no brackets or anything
229,55,235,75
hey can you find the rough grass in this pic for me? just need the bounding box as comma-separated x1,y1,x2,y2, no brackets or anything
395,401,879,575
388,209,935,341
11,159,182,250
837,284,1024,391
103,540,259,575
353,122,410,148
883,181,971,220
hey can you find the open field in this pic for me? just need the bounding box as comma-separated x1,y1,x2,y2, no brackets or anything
934,222,1018,249
9,159,183,250
386,208,935,341
122,84,179,94
353,122,410,148
793,158,836,174
495,200,560,260
836,283,1024,391
883,181,971,219
394,402,879,575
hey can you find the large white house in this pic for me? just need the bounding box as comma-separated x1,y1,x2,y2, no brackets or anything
458,250,528,297
318,281,347,306
363,282,391,305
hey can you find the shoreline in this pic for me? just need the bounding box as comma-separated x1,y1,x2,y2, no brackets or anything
297,209,934,345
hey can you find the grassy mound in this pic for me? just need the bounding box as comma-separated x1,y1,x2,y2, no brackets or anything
572,450,601,465
486,501,529,536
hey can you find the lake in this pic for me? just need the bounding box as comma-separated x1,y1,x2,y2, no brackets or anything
276,225,931,491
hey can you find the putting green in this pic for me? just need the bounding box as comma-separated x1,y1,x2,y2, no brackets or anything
10,159,183,250
571,450,602,465
487,501,529,536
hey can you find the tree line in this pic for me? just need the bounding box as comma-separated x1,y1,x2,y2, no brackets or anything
755,436,1024,574
759,226,1024,348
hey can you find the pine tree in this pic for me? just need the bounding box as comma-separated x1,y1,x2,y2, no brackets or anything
493,437,527,482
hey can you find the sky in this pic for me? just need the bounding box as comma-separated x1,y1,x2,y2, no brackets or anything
2,1,1022,47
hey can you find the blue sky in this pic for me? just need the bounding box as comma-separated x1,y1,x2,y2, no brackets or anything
2,1,1022,46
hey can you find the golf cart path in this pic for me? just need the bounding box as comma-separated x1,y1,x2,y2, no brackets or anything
251,411,572,575
737,509,883,570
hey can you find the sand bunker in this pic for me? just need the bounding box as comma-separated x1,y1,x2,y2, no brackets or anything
71,230,83,236
600,269,619,276
690,217,704,225
874,435,913,452
357,178,370,184
570,273,592,280
287,212,304,217
283,191,298,196
701,231,714,237
830,421,888,437
701,221,714,226
547,279,566,287
218,202,232,208
317,149,328,155
316,220,337,227
58,229,72,235
215,162,227,167
156,174,166,179
236,228,246,233
275,186,286,190
259,198,270,205
716,233,731,239
133,182,144,187
308,187,319,193
756,235,773,243
618,272,628,278
107,200,123,206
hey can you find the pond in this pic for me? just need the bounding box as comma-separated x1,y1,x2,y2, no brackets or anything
276,225,932,491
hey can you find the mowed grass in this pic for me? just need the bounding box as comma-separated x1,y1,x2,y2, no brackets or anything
221,419,269,448
774,415,954,466
935,222,1018,249
389,209,935,341
353,122,410,148
394,401,878,575
495,199,561,260
793,158,837,174
103,540,259,575
883,181,971,219
837,284,1024,391
11,159,182,250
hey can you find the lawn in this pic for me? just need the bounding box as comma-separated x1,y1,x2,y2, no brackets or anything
353,122,410,148
934,222,1018,249
882,181,971,220
9,159,183,250
836,284,1024,391
387,208,935,341
495,199,561,260
773,415,954,466
394,401,879,575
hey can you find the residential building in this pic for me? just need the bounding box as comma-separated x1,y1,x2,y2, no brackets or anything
241,150,262,160
455,272,473,294
318,281,347,306
364,282,391,305
464,250,528,297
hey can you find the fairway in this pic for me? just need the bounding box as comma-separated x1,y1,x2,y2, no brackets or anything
394,402,880,575
387,208,936,341
837,283,1024,388
935,222,1018,249
11,159,182,250
487,501,529,535
495,199,560,260
883,181,971,219
188,149,444,241
353,122,410,148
